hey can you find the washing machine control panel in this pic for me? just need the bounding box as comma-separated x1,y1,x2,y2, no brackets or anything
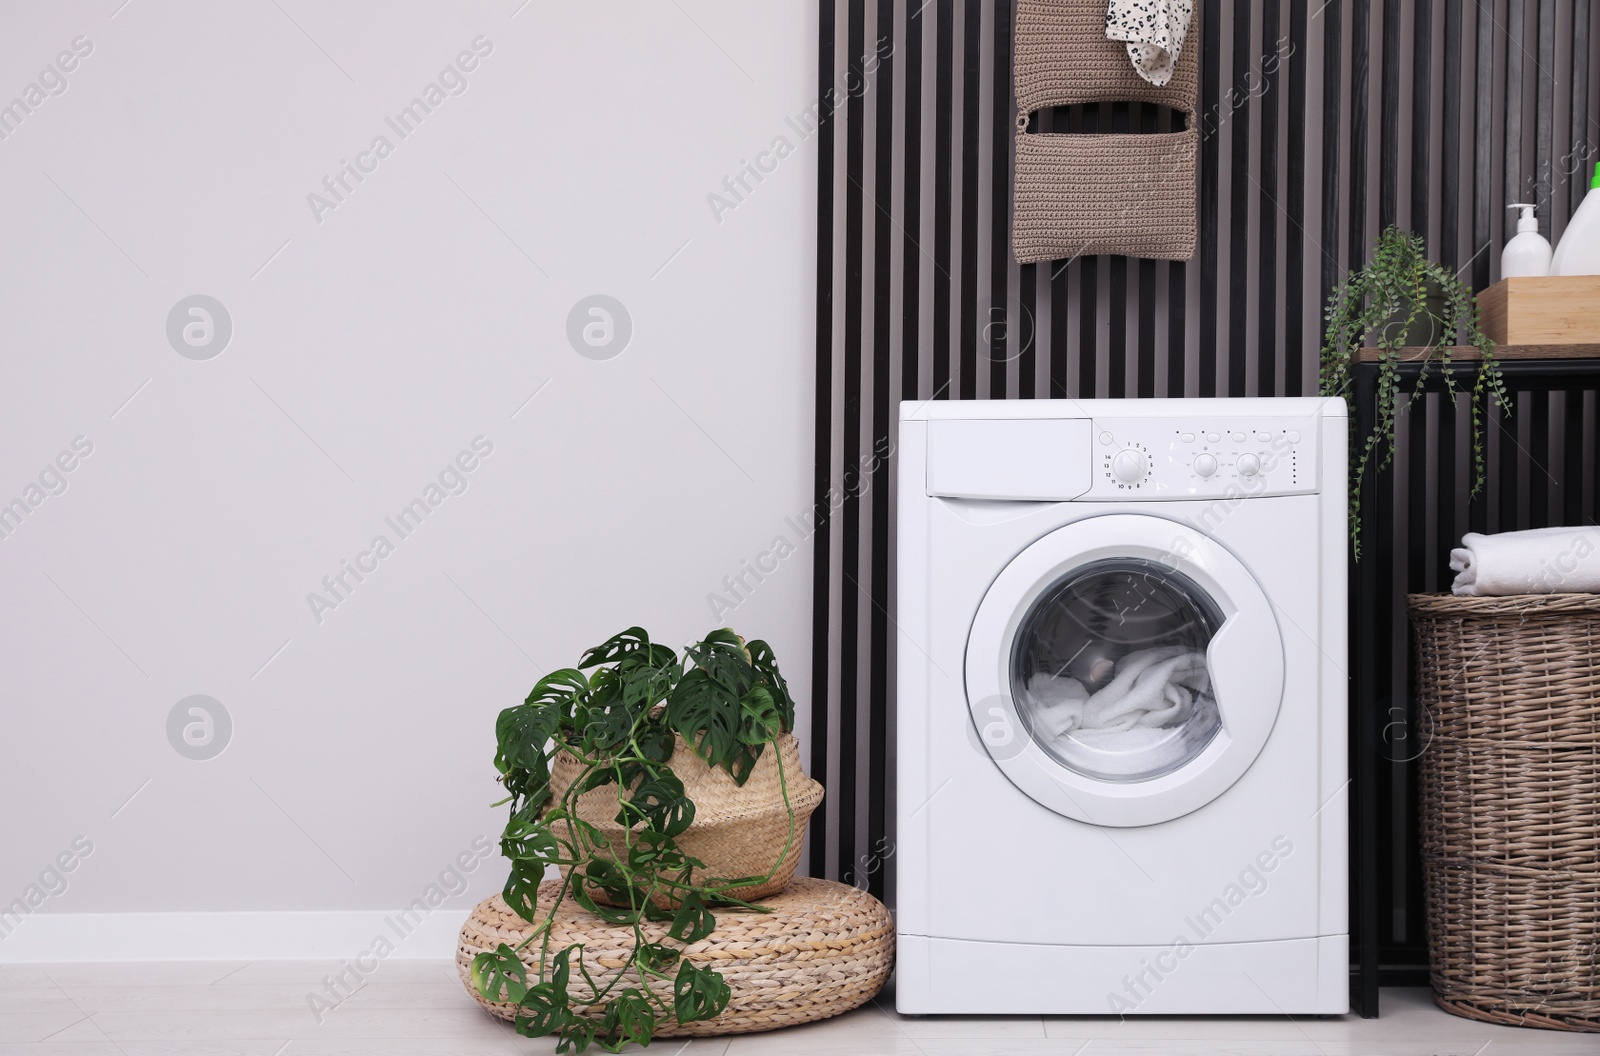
1086,417,1319,499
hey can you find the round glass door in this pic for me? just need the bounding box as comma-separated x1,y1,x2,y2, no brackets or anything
964,514,1285,827
1011,559,1224,782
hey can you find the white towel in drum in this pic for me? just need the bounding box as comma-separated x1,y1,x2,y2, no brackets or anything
1024,645,1211,739
1449,526,1600,596
1104,0,1195,88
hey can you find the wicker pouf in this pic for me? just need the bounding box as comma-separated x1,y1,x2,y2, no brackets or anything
1410,593,1600,1032
457,876,893,1037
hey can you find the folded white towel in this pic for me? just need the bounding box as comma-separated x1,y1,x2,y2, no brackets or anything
1449,526,1600,596
1104,0,1195,88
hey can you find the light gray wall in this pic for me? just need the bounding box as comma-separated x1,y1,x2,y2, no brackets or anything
0,0,816,921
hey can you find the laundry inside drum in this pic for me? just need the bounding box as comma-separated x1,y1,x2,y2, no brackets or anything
1009,558,1225,782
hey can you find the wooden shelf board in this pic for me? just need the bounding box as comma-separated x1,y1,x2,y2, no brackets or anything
1357,344,1600,363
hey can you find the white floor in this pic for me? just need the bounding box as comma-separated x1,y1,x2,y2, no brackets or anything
0,962,1593,1055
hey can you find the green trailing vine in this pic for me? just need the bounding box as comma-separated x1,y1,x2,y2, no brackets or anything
1318,226,1508,558
471,627,800,1053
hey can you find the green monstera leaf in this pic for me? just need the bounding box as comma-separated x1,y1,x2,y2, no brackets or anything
665,667,762,783
470,944,528,1005
501,858,546,923
673,960,732,1024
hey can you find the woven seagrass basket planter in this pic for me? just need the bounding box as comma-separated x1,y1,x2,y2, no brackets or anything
548,731,824,906
1410,593,1600,1032
457,876,894,1037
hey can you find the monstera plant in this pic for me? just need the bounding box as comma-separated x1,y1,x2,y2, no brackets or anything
1319,226,1507,557
470,627,803,1053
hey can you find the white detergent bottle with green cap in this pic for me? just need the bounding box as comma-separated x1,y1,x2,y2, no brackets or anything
1551,165,1600,276
1502,203,1552,277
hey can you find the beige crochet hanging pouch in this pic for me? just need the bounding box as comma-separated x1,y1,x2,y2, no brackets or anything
1013,0,1202,263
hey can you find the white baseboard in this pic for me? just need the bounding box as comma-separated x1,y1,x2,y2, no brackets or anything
0,908,473,961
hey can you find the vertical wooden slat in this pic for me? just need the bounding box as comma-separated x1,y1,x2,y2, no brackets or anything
990,0,1011,402
1580,392,1593,524
1169,100,1188,397
1529,390,1551,525
1441,0,1462,267
1379,0,1401,232
1078,101,1100,399
903,0,923,403
1561,392,1581,524
808,0,839,877
1412,0,1434,245
1138,95,1157,399
1552,391,1571,524
932,0,953,399
861,0,896,900
1199,0,1222,398
957,0,979,400
1043,113,1068,398
1109,105,1129,398
1535,0,1556,236
831,0,866,886
1020,262,1037,399
1349,0,1371,263
1394,386,1428,946
1505,0,1526,215
1472,1,1495,290
1225,0,1251,397
1495,396,1516,533
1109,111,1130,391
1320,1,1344,365
1258,0,1281,398
1048,110,1070,398
1436,391,1458,585
1286,0,1308,395
1572,0,1593,223
1108,263,1127,396
1515,390,1533,527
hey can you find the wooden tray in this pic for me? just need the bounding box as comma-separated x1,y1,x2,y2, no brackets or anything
1477,276,1600,345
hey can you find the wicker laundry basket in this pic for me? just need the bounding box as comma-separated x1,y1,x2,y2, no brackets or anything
457,876,894,1037
1012,0,1203,262
1409,593,1600,1032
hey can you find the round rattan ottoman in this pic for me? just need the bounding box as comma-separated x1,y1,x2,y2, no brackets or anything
1410,593,1600,1032
457,876,893,1037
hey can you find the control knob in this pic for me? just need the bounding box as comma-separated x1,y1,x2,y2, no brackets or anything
1237,453,1261,477
1193,452,1218,477
1111,449,1147,484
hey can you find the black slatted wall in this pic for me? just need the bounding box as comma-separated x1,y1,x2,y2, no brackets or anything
808,0,1600,972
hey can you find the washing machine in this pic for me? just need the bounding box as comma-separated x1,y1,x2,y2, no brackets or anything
895,398,1348,1015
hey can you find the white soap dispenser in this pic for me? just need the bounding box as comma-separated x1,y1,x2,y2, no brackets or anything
1502,203,1553,277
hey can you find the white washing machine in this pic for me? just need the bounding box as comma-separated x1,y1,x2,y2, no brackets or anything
896,398,1348,1015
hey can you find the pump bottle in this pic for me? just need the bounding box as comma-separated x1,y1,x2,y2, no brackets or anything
1502,203,1553,277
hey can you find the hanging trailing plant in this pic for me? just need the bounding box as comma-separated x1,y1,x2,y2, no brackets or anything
1318,226,1508,558
470,627,802,1053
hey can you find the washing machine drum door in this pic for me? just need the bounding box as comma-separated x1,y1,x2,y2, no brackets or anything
966,514,1285,827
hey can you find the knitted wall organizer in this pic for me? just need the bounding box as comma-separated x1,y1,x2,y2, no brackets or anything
1013,0,1202,263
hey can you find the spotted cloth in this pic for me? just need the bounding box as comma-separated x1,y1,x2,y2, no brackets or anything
1104,0,1195,87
